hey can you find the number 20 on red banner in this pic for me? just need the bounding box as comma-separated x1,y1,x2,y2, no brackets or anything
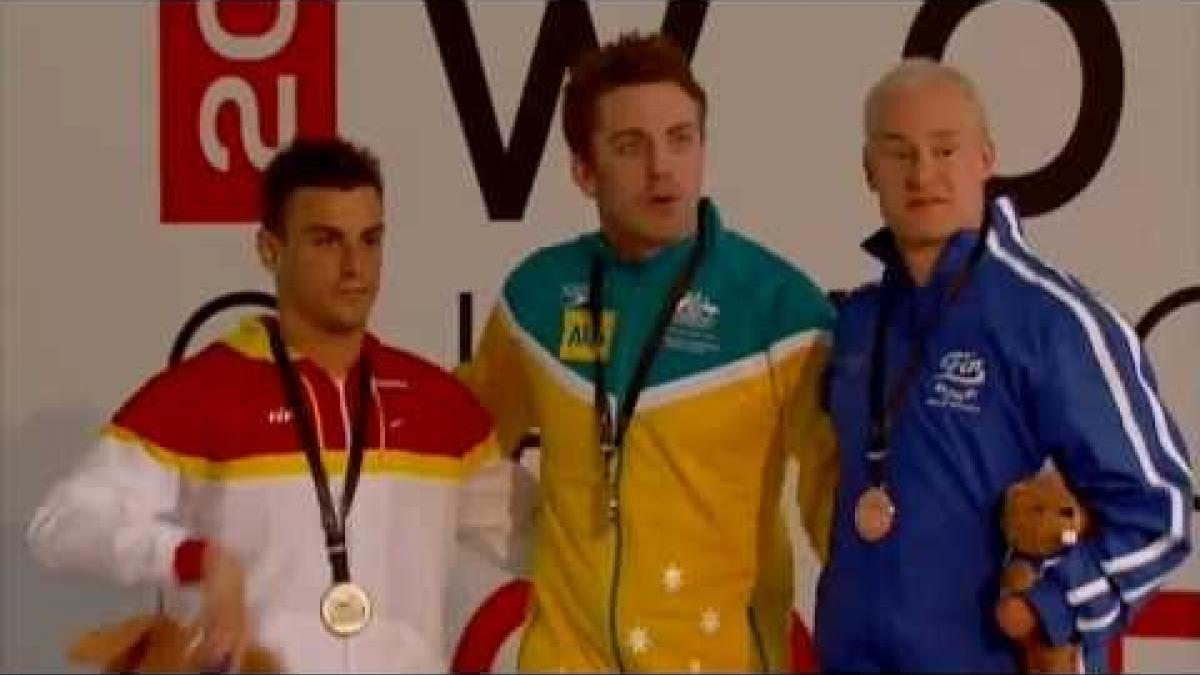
160,0,336,224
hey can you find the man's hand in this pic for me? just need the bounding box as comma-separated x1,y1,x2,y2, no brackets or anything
196,545,249,670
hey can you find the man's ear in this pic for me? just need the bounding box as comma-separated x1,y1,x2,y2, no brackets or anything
981,135,997,177
863,146,878,193
256,228,281,273
570,153,597,198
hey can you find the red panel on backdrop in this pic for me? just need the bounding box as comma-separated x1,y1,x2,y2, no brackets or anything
160,0,336,224
1108,590,1200,672
451,580,531,673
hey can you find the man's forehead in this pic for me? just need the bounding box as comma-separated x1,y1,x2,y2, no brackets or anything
281,186,382,231
872,101,984,142
874,127,969,143
287,184,379,202
877,82,981,127
594,83,700,127
296,220,383,231
285,186,380,212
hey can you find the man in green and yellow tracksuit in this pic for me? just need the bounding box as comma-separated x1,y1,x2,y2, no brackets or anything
458,32,837,672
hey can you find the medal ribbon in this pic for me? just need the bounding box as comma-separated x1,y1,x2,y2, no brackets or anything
266,318,372,585
867,219,991,489
588,214,708,520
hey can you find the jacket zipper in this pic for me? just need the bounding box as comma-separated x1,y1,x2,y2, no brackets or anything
747,606,769,671
334,378,351,450
607,404,628,672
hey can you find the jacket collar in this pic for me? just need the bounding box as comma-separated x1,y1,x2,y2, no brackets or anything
589,196,721,271
862,197,1003,289
223,315,381,373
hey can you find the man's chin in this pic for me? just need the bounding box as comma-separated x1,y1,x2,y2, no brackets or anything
893,219,963,246
318,312,370,336
636,215,693,244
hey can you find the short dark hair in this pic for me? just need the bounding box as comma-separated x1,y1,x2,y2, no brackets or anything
562,31,707,162
260,137,383,236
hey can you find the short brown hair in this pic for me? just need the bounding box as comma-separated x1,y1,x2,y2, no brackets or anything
562,32,707,161
260,137,382,236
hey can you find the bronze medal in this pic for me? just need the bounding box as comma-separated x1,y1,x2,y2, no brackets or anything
320,581,372,638
854,486,896,542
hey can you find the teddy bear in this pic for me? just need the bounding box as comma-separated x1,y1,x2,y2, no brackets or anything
68,612,282,673
995,468,1089,673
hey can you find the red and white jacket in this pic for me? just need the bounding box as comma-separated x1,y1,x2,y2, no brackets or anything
28,316,511,672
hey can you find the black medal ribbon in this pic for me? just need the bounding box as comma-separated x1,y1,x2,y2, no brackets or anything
867,220,991,489
265,318,372,584
589,214,709,515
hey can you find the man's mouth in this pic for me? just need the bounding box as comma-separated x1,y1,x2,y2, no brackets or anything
907,196,948,209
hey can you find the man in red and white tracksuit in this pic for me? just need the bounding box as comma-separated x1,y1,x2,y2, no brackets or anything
28,138,520,672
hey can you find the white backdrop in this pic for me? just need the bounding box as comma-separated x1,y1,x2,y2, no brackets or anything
2,1,1197,671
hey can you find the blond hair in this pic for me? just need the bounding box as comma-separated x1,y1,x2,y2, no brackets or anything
863,57,991,143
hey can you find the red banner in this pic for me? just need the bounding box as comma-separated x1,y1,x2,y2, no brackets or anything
160,0,336,224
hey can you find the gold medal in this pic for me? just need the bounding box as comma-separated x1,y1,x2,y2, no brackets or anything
854,486,896,542
320,582,372,638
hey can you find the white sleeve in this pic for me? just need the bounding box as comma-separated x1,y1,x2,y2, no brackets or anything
27,432,192,588
456,455,539,575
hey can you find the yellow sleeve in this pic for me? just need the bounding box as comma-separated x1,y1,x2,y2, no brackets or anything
779,335,839,565
455,302,536,458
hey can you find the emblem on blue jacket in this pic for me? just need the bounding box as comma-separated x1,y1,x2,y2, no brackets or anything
927,350,986,412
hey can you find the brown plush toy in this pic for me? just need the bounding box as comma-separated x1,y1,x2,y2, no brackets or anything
996,469,1089,673
68,613,282,673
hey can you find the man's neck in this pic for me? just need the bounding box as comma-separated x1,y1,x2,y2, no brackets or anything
277,313,364,379
605,230,668,263
601,220,698,263
897,240,944,287
896,218,986,287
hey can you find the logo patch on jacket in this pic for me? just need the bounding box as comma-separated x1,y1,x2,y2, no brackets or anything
561,282,589,308
665,290,721,354
926,350,985,413
673,290,719,330
560,309,615,362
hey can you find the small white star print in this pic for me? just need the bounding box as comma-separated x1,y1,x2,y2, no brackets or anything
663,563,683,593
628,626,652,654
700,608,720,635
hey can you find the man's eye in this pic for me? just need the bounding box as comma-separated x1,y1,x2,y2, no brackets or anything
669,131,695,148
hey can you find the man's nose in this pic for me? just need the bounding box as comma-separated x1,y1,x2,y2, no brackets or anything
646,139,670,179
341,243,366,277
905,150,934,188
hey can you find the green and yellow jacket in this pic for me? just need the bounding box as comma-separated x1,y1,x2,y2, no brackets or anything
460,198,837,672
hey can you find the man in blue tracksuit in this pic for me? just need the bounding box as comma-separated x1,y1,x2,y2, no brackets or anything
816,58,1194,672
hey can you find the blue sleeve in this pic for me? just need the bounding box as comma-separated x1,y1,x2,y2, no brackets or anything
1026,297,1194,648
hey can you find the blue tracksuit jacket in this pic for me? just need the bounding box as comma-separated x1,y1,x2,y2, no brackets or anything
816,195,1193,672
